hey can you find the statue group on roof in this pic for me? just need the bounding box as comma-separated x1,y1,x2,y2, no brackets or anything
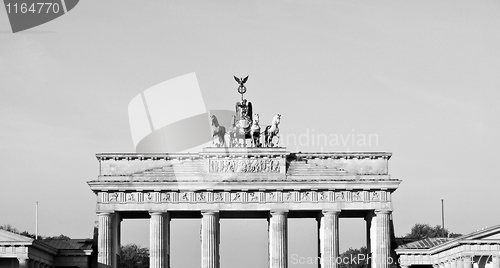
210,76,281,148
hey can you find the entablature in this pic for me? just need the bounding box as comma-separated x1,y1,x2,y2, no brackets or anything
94,148,394,179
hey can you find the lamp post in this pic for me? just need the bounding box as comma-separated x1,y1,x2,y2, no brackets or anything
441,199,445,229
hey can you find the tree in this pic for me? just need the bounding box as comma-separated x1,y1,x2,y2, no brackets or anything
1,224,36,239
120,243,149,268
339,247,369,268
0,223,69,240
405,223,461,239
44,234,71,240
0,224,19,233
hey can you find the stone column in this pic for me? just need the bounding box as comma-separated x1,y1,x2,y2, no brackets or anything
98,212,114,268
317,210,340,268
463,257,472,268
451,259,458,268
268,210,288,268
365,212,375,268
150,212,170,268
201,211,220,268
456,258,464,268
445,261,451,268
375,210,391,268
18,258,29,268
492,256,500,268
112,212,122,267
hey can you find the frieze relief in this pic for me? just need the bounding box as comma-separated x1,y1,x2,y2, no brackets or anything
352,192,362,201
214,192,224,202
180,192,192,202
146,192,156,202
267,192,278,202
100,190,389,204
196,192,207,202
248,192,259,202
126,193,137,202
109,192,118,202
161,192,171,202
283,192,293,202
209,159,280,173
334,191,346,201
319,191,330,202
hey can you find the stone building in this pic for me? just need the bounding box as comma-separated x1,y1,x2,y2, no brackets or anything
396,225,500,268
0,229,95,268
88,148,400,268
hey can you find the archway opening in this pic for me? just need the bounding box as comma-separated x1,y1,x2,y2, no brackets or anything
289,218,318,268
339,218,368,267
220,219,267,268
170,219,201,268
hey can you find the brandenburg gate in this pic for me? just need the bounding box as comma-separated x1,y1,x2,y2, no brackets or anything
88,148,399,268
87,76,400,268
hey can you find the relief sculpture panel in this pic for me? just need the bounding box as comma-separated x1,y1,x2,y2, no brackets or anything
209,159,280,173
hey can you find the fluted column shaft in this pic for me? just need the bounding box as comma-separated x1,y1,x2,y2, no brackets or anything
150,212,170,268
269,210,288,268
201,211,220,268
463,257,472,268
98,212,113,268
375,210,391,268
493,256,500,268
318,210,340,268
112,213,122,267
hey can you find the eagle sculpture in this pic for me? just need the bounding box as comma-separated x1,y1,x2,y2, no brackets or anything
234,75,249,86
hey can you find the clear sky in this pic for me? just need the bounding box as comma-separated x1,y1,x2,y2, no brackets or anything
1,1,499,268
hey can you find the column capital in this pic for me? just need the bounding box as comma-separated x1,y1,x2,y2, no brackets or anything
375,209,392,215
321,209,341,216
97,211,115,216
201,210,219,215
270,210,288,215
149,211,168,216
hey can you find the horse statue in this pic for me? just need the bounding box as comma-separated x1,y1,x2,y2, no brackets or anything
263,114,281,147
250,114,261,147
227,115,238,147
210,115,226,147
